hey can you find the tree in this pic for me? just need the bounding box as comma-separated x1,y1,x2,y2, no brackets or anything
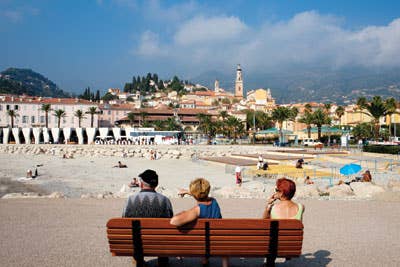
312,108,331,140
324,103,332,114
86,107,98,128
152,120,165,131
74,109,86,128
225,116,244,143
41,103,52,128
53,109,66,128
384,97,397,137
7,110,18,128
127,112,136,127
335,106,345,124
298,111,314,138
101,92,118,101
139,111,148,126
271,106,298,142
352,122,374,140
165,117,181,131
356,96,396,140
196,113,217,145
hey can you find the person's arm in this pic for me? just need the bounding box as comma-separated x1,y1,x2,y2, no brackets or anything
262,194,278,219
122,199,131,217
177,188,190,198
170,206,200,226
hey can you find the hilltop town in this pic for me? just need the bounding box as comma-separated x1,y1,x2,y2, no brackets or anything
0,64,399,145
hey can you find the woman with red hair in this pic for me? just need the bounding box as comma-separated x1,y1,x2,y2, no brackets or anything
263,178,304,220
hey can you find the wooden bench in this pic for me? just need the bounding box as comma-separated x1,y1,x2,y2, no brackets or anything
106,218,304,267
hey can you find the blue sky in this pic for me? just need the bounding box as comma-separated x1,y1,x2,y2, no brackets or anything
1,0,400,93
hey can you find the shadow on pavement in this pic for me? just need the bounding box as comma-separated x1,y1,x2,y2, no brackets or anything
144,250,332,267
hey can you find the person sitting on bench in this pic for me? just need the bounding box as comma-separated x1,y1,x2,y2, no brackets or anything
171,178,228,267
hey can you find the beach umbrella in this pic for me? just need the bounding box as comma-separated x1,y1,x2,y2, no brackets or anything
340,163,361,176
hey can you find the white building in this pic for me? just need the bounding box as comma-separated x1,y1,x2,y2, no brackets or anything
0,95,100,128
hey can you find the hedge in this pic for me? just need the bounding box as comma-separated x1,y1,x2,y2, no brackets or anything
363,145,400,154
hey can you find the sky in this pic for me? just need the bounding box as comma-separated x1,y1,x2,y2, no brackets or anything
1,0,400,93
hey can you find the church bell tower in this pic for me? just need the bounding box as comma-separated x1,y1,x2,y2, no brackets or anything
235,64,243,98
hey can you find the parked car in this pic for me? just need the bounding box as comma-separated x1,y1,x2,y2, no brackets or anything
302,138,323,146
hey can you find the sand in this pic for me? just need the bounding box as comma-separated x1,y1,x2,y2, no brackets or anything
1,149,400,266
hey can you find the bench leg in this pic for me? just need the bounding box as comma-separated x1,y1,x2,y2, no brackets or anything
132,257,144,267
265,256,276,267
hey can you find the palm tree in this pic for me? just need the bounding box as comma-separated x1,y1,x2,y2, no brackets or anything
384,97,397,137
335,106,345,125
324,103,332,114
225,116,244,143
7,110,18,128
271,106,298,143
165,117,180,131
304,103,312,113
152,120,165,131
139,111,148,126
196,113,217,144
41,103,52,128
127,112,136,127
53,109,66,128
86,107,98,128
298,111,314,138
312,109,331,140
356,96,395,140
219,111,229,121
74,109,86,128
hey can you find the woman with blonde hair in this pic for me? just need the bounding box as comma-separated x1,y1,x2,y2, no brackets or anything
170,178,228,267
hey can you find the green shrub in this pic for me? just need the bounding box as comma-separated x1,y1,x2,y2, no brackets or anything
363,145,400,154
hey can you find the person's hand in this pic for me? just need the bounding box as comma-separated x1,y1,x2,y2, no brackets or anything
267,193,278,205
178,188,189,198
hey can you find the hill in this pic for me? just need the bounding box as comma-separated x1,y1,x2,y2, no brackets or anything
0,68,71,97
191,67,400,104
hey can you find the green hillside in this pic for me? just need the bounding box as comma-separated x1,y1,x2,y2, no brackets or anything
0,68,70,97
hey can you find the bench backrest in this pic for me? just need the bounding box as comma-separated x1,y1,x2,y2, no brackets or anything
107,218,303,258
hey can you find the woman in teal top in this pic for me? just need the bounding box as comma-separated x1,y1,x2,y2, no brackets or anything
263,177,305,220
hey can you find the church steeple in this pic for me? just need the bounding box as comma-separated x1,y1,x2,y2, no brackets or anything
235,64,243,98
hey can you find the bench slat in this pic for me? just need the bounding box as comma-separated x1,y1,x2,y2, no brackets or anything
110,249,302,257
107,218,303,230
109,238,302,245
108,230,303,241
108,229,303,236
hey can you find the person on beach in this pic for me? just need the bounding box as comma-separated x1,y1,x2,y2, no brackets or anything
170,178,228,267
123,169,173,266
128,177,139,188
235,165,242,187
361,170,372,182
263,178,305,220
296,159,304,169
113,161,127,168
258,154,264,169
304,176,314,185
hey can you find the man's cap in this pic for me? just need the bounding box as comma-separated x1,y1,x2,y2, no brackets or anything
139,169,158,187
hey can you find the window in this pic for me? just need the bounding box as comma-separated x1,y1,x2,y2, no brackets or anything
0,105,2,111
14,105,19,110
40,116,45,123
22,116,28,123
108,110,111,115
6,105,10,110
31,116,35,124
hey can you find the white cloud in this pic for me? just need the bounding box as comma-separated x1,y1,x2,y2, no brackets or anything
174,16,248,45
135,30,165,56
132,11,400,75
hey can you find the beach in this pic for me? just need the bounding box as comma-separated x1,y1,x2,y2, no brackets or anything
1,145,400,266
